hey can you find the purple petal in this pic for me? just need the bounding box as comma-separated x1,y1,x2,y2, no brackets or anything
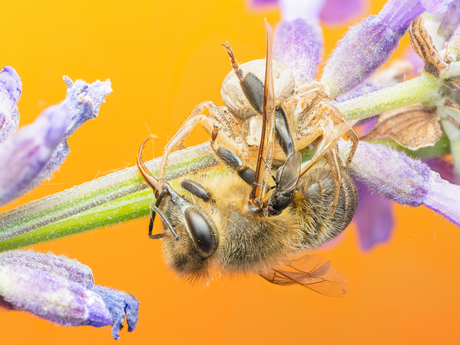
423,157,459,184
0,265,112,327
251,0,369,26
278,0,325,22
379,0,426,32
249,0,278,7
12,77,113,198
0,250,94,288
91,285,140,340
423,172,460,226
61,76,112,139
273,0,325,85
335,82,383,103
0,104,71,206
349,141,460,227
274,18,323,85
319,0,369,26
354,180,395,251
322,0,425,97
0,67,22,143
421,0,455,14
21,140,71,197
439,1,460,38
349,141,431,206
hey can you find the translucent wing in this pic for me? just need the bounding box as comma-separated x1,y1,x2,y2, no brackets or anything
275,151,302,194
259,254,349,297
300,118,358,177
250,20,276,206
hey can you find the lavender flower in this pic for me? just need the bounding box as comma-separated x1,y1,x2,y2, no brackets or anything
273,0,324,85
0,68,139,339
0,105,70,206
321,0,455,97
250,0,369,25
349,141,460,227
0,250,139,338
319,0,368,25
0,74,112,207
270,0,375,86
91,286,140,340
0,67,21,143
354,180,395,251
0,4,460,332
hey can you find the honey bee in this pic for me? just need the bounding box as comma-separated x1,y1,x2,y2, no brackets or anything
137,22,358,296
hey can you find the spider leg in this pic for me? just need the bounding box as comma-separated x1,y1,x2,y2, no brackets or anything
158,101,244,192
324,149,343,215
318,102,359,166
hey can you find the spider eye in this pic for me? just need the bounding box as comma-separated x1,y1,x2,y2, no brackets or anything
184,208,214,255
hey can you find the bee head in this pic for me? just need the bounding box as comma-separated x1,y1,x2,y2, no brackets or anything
159,185,219,280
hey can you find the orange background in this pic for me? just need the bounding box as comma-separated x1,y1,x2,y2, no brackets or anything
1,1,460,344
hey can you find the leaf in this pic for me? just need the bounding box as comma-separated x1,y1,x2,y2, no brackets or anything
361,103,441,150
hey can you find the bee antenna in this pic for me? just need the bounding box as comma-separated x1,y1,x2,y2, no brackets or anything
149,202,180,241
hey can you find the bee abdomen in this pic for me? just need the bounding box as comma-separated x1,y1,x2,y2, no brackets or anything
295,167,358,250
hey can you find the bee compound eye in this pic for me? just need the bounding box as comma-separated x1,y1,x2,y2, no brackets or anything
184,208,214,255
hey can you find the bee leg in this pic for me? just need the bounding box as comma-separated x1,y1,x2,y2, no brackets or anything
324,149,342,215
181,180,211,202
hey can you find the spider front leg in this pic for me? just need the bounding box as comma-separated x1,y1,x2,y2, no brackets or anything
158,101,244,192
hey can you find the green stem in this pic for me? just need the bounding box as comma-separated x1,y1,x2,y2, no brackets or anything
337,72,443,120
0,71,452,251
0,143,219,242
0,136,450,253
0,189,153,252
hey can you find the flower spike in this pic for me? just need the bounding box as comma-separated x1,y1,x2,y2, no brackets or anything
0,67,22,143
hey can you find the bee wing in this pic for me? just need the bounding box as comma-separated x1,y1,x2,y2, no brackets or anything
275,151,302,193
259,254,349,297
250,20,276,205
300,118,359,177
